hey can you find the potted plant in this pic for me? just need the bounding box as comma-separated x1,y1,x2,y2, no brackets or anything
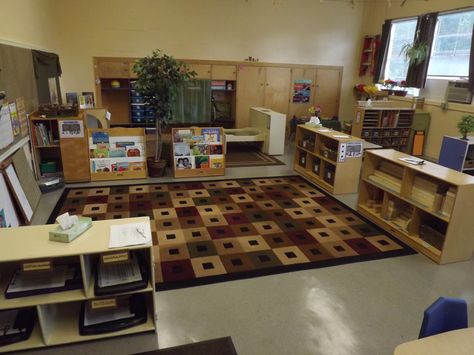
400,41,429,67
133,50,196,176
457,115,474,140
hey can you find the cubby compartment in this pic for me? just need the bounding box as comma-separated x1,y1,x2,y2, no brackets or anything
0,307,42,352
322,161,336,185
365,156,404,194
296,148,308,169
298,130,316,152
310,157,322,176
318,136,339,162
411,209,448,252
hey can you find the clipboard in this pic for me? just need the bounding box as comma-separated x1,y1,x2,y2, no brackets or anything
0,307,36,347
4,264,83,299
94,252,148,296
79,294,147,335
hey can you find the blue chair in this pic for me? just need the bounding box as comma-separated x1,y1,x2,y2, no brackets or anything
419,297,468,338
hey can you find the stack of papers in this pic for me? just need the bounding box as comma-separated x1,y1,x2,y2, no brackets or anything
109,221,152,248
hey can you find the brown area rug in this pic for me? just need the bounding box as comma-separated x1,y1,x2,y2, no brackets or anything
49,176,415,291
225,143,285,167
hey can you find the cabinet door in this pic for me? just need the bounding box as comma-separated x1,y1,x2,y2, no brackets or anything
264,67,291,115
288,68,316,119
236,65,265,128
211,65,236,80
188,64,212,79
97,60,130,78
314,68,342,118
59,118,91,182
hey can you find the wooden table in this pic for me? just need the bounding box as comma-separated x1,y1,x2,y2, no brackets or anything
394,328,474,355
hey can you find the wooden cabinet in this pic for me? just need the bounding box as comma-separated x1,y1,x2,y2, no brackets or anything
351,102,415,152
187,63,211,79
358,149,474,264
0,217,156,353
236,65,265,128
438,136,474,175
211,65,236,80
96,60,130,78
314,68,341,119
294,125,363,194
236,66,291,128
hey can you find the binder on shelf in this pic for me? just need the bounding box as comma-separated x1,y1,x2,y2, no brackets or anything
4,264,83,299
0,308,36,347
79,293,147,335
94,252,148,296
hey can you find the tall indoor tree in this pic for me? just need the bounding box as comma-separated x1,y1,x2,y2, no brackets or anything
133,50,196,176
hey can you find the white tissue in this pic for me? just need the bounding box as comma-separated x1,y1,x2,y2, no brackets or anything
56,212,79,230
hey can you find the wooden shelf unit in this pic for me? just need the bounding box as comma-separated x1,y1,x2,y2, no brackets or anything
293,125,363,194
351,103,415,152
0,217,157,353
29,112,90,182
358,149,474,264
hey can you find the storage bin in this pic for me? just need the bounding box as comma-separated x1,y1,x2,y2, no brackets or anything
312,158,321,175
131,97,145,104
130,89,143,98
361,129,371,138
299,152,307,167
40,161,57,174
324,165,335,185
131,116,145,123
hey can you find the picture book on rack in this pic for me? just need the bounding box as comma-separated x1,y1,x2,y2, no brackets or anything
201,128,220,143
195,156,210,169
191,144,209,156
175,156,194,169
174,143,191,156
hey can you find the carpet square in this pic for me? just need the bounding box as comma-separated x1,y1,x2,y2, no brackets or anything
153,208,178,220
191,256,227,277
160,243,190,262
156,229,186,246
247,250,282,269
245,211,269,222
84,213,106,221
129,210,153,219
352,224,382,237
182,227,212,242
366,235,404,252
242,186,264,194
188,189,211,198
337,213,365,226
83,204,107,214
220,253,255,273
273,246,310,265
251,178,274,186
171,198,195,208
262,233,296,248
192,197,214,206
196,205,221,216
202,182,220,189
276,199,300,209
217,180,240,188
230,223,259,237
108,194,130,203
151,198,173,209
237,236,271,252
316,215,347,228
252,221,283,235
265,191,290,200
107,202,129,212
331,226,363,240
324,241,359,258
299,243,334,262
293,197,320,208
129,185,150,194
307,228,342,243
161,260,195,282
218,203,242,214
256,200,281,211
286,230,318,245
86,195,108,204
129,193,151,202
149,184,168,192
248,193,270,202
170,190,190,199
213,238,245,255
284,207,314,219
130,200,152,211
344,238,381,255
297,218,325,229
207,225,236,239
201,214,229,227
224,213,250,225
211,195,234,204
105,212,130,220
178,216,205,229
155,218,181,230
236,202,262,213
224,187,246,195
67,188,90,198
230,194,254,204
275,219,303,233
175,206,199,218
110,186,129,194
187,241,218,258
88,187,111,196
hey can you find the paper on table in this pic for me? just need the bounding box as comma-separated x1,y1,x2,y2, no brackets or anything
83,301,134,326
109,221,152,248
98,256,142,288
317,129,331,132
333,134,350,138
7,265,72,293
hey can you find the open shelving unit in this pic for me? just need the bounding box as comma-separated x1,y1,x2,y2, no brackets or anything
358,149,474,264
351,102,415,152
0,217,156,353
293,125,364,194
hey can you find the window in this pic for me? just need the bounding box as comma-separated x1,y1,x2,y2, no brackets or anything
427,10,474,77
383,18,417,82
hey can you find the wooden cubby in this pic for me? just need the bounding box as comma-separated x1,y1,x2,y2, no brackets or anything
358,149,474,264
0,217,156,353
351,102,415,152
293,125,363,194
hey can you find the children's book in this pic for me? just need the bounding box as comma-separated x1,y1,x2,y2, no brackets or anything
210,155,224,168
209,144,223,155
191,144,209,156
174,142,191,156
195,156,210,169
202,128,220,143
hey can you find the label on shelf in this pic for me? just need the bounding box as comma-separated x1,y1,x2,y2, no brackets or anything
101,251,130,264
22,260,52,272
90,298,118,310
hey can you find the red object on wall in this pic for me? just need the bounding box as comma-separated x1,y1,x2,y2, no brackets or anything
359,35,381,77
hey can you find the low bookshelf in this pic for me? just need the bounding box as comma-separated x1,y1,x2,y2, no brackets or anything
358,149,474,264
293,125,363,194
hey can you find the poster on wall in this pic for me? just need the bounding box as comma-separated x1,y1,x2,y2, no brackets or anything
292,79,312,103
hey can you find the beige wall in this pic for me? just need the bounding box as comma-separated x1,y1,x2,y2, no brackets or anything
360,0,474,159
51,0,364,120
0,0,57,50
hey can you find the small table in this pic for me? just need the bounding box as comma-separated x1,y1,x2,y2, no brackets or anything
394,328,474,355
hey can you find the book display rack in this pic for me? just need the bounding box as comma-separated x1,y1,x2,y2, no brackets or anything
0,217,156,352
172,127,225,178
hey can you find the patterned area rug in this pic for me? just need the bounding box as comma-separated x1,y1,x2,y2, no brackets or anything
49,176,414,290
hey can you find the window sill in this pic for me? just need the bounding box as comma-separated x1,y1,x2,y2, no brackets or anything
389,96,474,113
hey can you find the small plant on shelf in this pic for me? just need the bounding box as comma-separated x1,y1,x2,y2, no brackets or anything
457,114,474,140
133,50,196,176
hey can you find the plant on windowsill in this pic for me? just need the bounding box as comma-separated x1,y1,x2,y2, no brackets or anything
133,50,196,177
457,115,474,140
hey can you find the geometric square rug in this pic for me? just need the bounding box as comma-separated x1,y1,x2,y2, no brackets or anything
49,176,415,291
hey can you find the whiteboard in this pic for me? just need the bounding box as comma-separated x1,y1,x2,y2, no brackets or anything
0,173,19,228
5,165,33,222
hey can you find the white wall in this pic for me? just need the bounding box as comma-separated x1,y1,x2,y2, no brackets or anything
51,0,365,120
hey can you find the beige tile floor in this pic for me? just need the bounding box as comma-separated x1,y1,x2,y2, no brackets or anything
25,142,474,355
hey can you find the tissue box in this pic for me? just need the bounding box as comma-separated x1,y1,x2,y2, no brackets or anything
49,216,93,243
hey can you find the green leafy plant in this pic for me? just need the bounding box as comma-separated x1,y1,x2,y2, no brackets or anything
457,115,474,140
133,50,196,166
400,41,429,67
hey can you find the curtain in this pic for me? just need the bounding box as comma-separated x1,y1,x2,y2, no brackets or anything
373,19,392,83
469,23,474,93
31,50,62,105
171,80,211,124
406,12,438,88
